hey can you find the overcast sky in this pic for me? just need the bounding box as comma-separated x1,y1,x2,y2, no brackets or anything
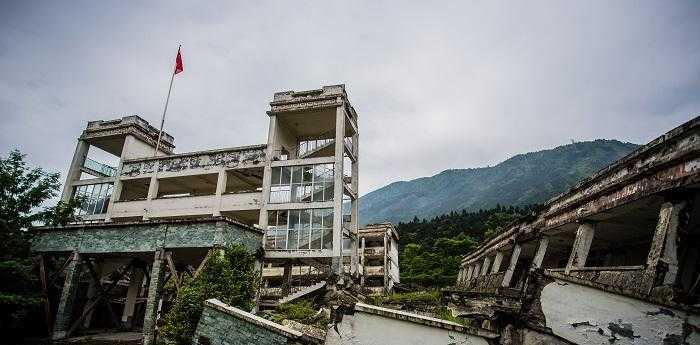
1,1,699,196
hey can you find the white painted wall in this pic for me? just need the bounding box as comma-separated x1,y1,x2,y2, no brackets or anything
325,311,489,345
540,279,700,344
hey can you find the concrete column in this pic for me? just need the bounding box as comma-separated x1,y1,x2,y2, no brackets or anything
331,106,346,274
565,223,595,274
360,237,366,286
81,262,102,328
481,256,491,276
61,140,90,202
642,201,686,293
350,129,359,277
467,265,474,280
143,249,165,345
473,263,481,277
213,169,228,217
258,115,277,245
143,171,159,221
502,245,521,288
122,267,144,328
532,237,549,269
53,252,81,340
491,252,504,274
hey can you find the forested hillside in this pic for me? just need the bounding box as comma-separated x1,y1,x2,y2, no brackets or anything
361,140,639,225
397,204,540,287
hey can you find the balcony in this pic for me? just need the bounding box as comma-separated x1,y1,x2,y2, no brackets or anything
109,192,262,219
363,247,384,257
365,265,385,276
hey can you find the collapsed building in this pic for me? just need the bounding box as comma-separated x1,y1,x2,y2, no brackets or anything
31,85,374,344
449,117,700,344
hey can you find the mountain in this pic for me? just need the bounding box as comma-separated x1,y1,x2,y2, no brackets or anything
359,140,639,225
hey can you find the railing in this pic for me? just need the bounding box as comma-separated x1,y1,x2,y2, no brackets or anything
109,192,261,219
260,264,331,298
365,265,385,276
83,158,117,177
363,247,384,256
546,265,646,293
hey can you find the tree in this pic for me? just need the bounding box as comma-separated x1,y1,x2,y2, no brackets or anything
159,244,259,345
0,149,81,338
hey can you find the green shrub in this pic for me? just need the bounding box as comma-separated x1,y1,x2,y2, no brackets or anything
384,290,441,304
159,244,258,345
273,299,328,328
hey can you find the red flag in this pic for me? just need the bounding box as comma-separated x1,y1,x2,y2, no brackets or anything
174,47,183,74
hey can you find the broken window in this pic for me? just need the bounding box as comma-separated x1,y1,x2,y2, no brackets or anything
269,164,334,203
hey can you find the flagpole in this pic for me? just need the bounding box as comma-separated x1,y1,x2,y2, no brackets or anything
154,45,180,157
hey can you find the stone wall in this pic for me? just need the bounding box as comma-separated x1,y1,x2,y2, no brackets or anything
193,299,307,345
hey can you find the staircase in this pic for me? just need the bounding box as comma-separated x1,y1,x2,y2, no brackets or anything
279,281,326,304
298,139,335,159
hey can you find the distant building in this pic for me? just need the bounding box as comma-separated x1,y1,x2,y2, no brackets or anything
355,222,400,295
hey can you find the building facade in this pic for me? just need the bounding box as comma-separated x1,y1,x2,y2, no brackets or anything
449,117,700,344
356,223,400,295
32,85,361,344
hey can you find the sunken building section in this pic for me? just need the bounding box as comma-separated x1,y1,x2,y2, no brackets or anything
32,85,362,344
355,223,400,295
449,117,700,344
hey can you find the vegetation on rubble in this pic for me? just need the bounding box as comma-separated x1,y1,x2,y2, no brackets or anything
0,149,82,340
360,140,639,225
368,290,441,305
159,244,258,345
270,299,329,328
397,204,538,287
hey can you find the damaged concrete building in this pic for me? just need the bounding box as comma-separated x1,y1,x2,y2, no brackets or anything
31,85,369,344
449,117,700,344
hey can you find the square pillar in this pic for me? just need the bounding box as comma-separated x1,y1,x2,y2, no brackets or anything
61,140,90,202
122,267,144,328
642,201,686,294
565,223,595,274
82,261,102,328
481,256,491,276
213,169,228,217
53,252,81,340
143,172,159,221
532,237,549,269
473,263,481,277
502,245,521,288
143,249,165,345
467,265,474,280
331,106,346,274
491,252,504,274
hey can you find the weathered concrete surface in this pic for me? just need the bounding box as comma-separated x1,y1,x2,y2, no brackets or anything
32,218,262,253
193,299,309,345
540,279,699,344
121,145,266,178
325,303,495,345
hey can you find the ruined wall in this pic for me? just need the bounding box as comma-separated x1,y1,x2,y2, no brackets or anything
538,279,700,344
121,146,266,178
31,219,262,253
193,299,306,345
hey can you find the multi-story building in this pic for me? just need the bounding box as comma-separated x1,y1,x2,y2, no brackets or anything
357,223,400,295
449,117,700,344
260,222,400,302
32,85,360,344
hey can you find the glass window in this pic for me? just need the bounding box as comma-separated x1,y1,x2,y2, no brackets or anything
269,164,334,203
265,208,334,250
271,167,281,185
280,166,291,185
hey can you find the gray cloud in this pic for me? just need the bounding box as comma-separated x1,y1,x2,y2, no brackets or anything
1,1,699,196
